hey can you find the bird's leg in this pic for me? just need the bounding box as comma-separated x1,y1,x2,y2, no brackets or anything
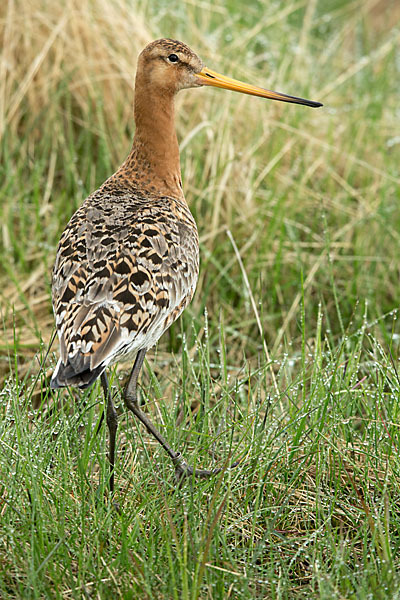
123,348,229,483
100,372,118,495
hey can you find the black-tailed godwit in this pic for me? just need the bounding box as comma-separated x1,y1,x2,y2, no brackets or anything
50,39,322,493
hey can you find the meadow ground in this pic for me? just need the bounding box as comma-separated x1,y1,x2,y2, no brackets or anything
1,0,400,598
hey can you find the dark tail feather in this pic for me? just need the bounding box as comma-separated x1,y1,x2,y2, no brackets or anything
50,358,105,390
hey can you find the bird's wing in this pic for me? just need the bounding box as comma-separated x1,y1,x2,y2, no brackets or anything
51,190,199,386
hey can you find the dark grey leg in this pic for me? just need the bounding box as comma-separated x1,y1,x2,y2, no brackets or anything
100,372,118,494
123,348,233,482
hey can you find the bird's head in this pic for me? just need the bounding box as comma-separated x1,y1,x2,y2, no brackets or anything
137,38,322,108
136,39,204,94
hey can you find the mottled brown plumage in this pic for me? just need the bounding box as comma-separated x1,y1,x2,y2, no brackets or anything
50,38,321,491
52,186,198,388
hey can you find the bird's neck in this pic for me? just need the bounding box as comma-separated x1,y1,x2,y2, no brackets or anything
116,84,183,198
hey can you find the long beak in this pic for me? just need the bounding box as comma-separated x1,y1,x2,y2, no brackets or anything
196,67,322,108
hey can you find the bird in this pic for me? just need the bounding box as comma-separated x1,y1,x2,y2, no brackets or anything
50,38,322,494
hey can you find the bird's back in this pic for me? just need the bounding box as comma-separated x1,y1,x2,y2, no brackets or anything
51,178,199,389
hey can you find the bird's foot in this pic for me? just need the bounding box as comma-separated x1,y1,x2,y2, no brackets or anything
172,452,241,485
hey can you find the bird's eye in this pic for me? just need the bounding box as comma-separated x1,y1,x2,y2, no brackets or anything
167,53,179,63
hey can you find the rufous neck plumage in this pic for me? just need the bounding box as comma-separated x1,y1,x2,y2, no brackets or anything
116,71,183,199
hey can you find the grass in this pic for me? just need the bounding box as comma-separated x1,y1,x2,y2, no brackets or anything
1,0,400,597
